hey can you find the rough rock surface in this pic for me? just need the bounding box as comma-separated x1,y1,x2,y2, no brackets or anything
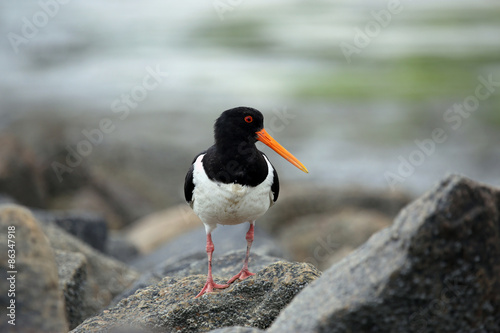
269,175,500,333
0,205,68,333
114,250,283,304
73,261,321,333
55,250,88,330
39,216,139,320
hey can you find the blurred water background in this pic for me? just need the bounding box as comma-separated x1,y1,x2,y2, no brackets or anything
1,0,499,202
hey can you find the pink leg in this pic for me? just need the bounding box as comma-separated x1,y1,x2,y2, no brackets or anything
227,222,256,284
196,233,229,298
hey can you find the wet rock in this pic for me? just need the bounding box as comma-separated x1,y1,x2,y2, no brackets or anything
279,208,391,270
0,205,68,333
73,261,321,333
0,136,47,208
39,216,139,320
269,175,500,333
35,209,108,252
131,223,288,272
113,250,283,304
55,250,88,330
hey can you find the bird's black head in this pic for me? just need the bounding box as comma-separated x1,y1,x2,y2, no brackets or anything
214,107,264,146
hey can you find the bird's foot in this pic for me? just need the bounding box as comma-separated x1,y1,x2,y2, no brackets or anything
227,268,255,284
195,280,229,298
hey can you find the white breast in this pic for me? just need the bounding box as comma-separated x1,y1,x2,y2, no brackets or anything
191,154,275,232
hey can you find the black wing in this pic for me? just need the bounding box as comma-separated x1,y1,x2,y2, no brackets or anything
271,167,280,202
184,152,205,204
262,152,279,202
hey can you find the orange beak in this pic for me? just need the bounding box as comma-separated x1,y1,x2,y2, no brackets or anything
256,129,309,173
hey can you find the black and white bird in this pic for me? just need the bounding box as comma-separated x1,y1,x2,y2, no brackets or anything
184,107,308,297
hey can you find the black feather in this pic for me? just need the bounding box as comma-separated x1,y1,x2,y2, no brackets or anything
184,152,205,204
271,167,280,202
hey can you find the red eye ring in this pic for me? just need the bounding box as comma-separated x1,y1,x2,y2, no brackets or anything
244,116,253,123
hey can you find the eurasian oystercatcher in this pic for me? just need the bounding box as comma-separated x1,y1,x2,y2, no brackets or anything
184,107,308,297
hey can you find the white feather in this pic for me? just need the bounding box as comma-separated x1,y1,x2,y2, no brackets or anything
191,153,274,232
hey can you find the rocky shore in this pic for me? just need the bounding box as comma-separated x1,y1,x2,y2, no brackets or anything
1,135,499,332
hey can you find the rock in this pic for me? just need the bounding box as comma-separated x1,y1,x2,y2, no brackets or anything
269,174,500,333
279,208,391,270
106,232,140,263
131,223,288,272
125,204,202,254
39,216,140,321
0,205,68,333
34,209,108,252
259,184,411,233
0,136,47,208
55,250,88,330
73,261,321,333
113,250,283,304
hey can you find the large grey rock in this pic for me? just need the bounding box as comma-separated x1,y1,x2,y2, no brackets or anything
269,174,500,333
73,261,320,333
113,250,282,304
40,215,139,321
55,250,88,330
0,205,68,333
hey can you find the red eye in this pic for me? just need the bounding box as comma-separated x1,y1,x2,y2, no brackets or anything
244,116,253,123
